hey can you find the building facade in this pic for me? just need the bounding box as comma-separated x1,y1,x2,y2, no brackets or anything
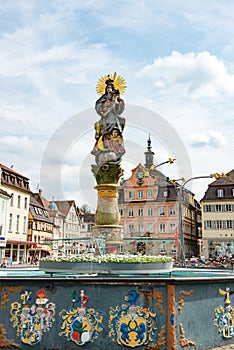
201,169,234,259
28,194,54,261
0,164,31,264
118,138,201,259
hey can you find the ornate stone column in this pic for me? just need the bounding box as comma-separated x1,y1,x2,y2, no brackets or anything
91,73,126,254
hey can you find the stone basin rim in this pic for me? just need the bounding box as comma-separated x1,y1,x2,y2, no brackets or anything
39,261,173,274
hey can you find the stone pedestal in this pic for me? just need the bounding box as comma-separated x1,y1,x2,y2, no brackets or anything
92,225,123,254
94,184,120,225
92,182,123,254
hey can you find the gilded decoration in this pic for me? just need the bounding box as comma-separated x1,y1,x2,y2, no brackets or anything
91,72,126,187
179,323,196,347
1,286,22,310
59,290,103,346
139,290,164,315
214,287,234,339
178,290,193,314
167,284,176,350
10,288,55,345
0,323,20,348
109,290,157,348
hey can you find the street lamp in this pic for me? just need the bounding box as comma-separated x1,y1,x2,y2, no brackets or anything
144,158,176,178
172,172,227,266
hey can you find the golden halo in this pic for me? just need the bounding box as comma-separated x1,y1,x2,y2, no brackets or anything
96,72,127,95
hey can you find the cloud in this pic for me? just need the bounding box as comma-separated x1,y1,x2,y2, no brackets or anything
188,129,227,148
0,135,32,152
138,51,234,99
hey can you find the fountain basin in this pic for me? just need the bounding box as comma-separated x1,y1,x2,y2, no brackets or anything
39,260,173,274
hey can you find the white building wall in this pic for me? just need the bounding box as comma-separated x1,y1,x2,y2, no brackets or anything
6,188,30,241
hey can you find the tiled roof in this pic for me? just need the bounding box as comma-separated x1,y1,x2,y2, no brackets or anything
201,169,234,201
0,163,30,192
0,188,11,197
0,163,29,179
53,200,75,216
29,195,53,224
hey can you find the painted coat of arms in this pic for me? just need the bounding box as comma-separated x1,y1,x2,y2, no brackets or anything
10,288,55,345
109,290,157,348
59,290,103,346
214,287,234,339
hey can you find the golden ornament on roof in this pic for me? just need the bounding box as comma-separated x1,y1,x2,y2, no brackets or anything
96,72,127,95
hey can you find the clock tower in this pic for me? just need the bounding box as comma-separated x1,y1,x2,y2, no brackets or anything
144,135,154,169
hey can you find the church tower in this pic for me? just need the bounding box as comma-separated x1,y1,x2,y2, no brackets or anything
144,135,154,169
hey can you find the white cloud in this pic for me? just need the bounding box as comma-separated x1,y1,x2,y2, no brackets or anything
139,51,234,99
0,135,32,152
188,129,227,148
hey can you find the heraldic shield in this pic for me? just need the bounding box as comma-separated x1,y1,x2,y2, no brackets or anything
109,290,157,348
118,306,147,347
10,288,55,345
59,290,103,346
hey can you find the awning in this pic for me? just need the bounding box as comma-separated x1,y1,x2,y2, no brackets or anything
28,245,52,252
7,240,34,245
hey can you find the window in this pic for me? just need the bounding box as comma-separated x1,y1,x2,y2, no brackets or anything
1,200,5,212
43,209,49,217
169,207,175,216
3,173,8,182
138,190,144,199
159,223,166,233
215,204,222,212
128,224,134,233
119,209,123,216
11,176,15,184
159,207,165,216
128,191,134,199
217,189,224,197
138,208,144,216
163,190,168,198
170,223,176,233
24,197,28,210
128,209,134,217
16,215,20,232
9,214,12,231
147,208,153,216
23,216,27,233
204,205,212,212
226,220,233,229
147,190,153,198
10,194,14,206
216,220,222,229
232,189,234,197
147,223,154,232
225,204,232,212
17,195,21,208
138,224,144,233
160,244,166,253
205,221,212,229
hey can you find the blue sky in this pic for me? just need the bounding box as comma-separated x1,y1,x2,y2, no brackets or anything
0,1,233,209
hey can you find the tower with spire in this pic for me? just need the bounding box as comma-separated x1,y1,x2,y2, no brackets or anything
144,135,154,169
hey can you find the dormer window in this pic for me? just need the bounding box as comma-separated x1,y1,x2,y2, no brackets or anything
232,188,234,197
163,190,169,198
3,173,8,182
217,189,224,198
